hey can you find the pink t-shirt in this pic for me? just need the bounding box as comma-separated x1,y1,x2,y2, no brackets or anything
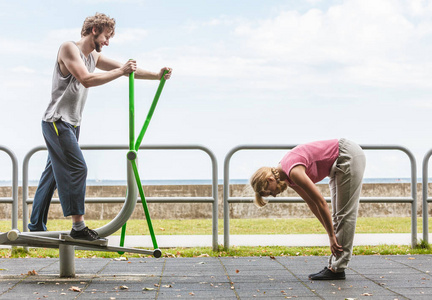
280,139,339,186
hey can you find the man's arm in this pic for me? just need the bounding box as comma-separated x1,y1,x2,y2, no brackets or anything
96,55,172,80
59,42,135,88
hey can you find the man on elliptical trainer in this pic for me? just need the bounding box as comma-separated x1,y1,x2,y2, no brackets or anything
28,13,172,242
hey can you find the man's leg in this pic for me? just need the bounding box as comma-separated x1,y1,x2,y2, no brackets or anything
49,120,102,241
28,156,57,231
44,120,86,218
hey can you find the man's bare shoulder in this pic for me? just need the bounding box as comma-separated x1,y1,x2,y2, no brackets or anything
58,42,80,60
60,41,75,48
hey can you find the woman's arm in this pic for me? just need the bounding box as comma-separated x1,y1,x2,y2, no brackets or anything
290,185,327,228
289,165,343,256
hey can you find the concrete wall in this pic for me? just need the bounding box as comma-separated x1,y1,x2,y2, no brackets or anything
0,183,430,221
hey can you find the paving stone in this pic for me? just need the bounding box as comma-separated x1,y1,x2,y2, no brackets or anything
315,287,399,298
0,280,21,295
235,284,317,298
1,278,87,299
157,289,237,298
160,275,229,283
79,290,157,299
387,286,432,296
0,258,57,276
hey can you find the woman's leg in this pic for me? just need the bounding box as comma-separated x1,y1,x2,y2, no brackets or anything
328,139,366,272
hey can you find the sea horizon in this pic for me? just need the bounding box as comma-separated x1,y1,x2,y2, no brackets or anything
0,178,424,186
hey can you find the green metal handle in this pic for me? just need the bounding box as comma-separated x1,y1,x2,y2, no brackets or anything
129,71,135,151
134,70,168,151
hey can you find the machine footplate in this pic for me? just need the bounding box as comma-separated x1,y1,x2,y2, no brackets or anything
0,230,159,257
60,233,108,247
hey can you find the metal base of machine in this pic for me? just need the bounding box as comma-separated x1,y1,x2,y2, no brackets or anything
0,230,161,277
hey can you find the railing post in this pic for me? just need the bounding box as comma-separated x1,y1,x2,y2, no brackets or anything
0,145,19,230
206,147,219,252
361,145,417,248
422,149,432,244
223,149,232,250
22,146,46,232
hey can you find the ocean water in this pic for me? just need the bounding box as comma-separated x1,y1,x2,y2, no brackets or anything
0,178,422,186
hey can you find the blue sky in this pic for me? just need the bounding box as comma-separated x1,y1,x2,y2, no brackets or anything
1,0,432,182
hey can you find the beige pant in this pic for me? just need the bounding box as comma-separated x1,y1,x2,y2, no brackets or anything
328,138,366,272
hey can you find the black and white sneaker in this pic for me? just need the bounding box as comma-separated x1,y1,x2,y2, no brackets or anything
65,227,108,246
70,227,100,241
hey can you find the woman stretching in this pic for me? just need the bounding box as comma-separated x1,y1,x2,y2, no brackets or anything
250,139,366,280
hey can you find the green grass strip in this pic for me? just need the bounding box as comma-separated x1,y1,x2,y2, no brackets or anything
3,243,431,259
2,217,428,235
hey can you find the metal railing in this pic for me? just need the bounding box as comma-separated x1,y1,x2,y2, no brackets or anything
0,145,19,230
1,143,422,250
422,149,432,244
223,144,418,249
22,144,219,250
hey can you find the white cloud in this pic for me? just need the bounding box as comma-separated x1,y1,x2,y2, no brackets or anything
0,28,79,59
231,0,432,88
11,66,36,74
204,15,240,27
410,100,432,109
113,28,148,44
73,0,145,4
46,28,81,42
404,0,432,17
0,39,37,56
121,0,432,102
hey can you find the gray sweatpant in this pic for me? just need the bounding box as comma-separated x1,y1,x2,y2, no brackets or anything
328,138,366,272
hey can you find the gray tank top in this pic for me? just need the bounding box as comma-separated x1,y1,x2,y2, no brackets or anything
43,42,96,126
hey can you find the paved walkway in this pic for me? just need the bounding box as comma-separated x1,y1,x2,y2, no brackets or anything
0,255,431,299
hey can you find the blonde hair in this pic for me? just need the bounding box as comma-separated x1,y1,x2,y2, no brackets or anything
250,167,272,208
81,13,116,37
250,166,288,208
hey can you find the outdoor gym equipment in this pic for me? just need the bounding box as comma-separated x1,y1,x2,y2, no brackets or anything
0,68,168,277
118,69,168,255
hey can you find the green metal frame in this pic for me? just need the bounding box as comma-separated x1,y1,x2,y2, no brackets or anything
119,70,168,254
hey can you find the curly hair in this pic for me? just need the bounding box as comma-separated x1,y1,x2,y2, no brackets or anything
81,13,116,37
